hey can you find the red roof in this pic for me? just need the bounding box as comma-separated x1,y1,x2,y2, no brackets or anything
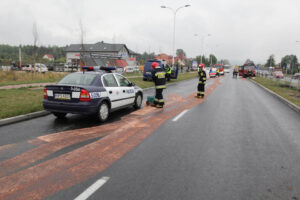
116,60,128,67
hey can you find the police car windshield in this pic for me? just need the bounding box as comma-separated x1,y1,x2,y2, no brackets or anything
58,73,97,86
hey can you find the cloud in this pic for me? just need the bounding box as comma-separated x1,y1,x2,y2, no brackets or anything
1,0,300,64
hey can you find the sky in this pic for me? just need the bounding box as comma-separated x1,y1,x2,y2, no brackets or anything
1,0,300,65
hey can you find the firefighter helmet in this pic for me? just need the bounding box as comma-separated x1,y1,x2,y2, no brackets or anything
152,62,159,69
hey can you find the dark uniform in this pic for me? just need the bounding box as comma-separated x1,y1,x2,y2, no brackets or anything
152,66,166,107
197,67,207,98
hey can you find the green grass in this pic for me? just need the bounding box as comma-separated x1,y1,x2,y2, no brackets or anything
0,72,198,120
253,77,300,107
123,71,143,77
0,88,43,119
0,71,68,86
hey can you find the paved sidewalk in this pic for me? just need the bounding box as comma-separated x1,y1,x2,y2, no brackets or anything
0,82,56,90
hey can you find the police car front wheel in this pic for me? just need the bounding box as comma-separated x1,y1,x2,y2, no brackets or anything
97,102,109,122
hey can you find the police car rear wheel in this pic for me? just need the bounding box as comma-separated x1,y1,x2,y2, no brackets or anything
98,102,109,122
134,94,142,109
52,112,67,119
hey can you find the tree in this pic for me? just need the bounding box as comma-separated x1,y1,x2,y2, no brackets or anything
176,49,186,57
208,54,217,66
281,55,298,74
265,54,276,67
244,59,254,65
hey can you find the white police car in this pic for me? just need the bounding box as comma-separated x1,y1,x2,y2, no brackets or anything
43,67,143,122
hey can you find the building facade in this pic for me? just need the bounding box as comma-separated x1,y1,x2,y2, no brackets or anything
65,41,138,69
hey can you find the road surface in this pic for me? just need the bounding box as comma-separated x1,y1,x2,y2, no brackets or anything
1,75,300,200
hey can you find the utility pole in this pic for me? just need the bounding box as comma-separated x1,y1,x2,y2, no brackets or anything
161,4,191,67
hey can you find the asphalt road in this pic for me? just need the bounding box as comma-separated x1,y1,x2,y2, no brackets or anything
0,78,202,146
49,75,300,200
1,75,300,199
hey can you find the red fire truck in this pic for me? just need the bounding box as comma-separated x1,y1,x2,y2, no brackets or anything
239,63,256,77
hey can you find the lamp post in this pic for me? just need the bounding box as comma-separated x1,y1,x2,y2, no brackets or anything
161,4,190,67
194,33,211,64
201,34,211,64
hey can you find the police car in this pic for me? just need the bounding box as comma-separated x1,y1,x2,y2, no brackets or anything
43,66,143,122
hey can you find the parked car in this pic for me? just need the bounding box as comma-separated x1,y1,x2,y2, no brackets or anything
43,66,143,122
292,73,300,79
22,64,32,72
273,71,284,79
209,68,217,78
34,63,48,73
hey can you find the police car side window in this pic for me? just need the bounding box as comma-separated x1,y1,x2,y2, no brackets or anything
115,74,131,87
103,74,118,87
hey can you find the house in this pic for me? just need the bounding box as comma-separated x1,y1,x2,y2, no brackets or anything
43,54,54,62
154,53,187,66
154,53,173,64
64,41,138,69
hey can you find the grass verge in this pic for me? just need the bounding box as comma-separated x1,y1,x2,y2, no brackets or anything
0,71,68,86
0,72,198,120
253,77,300,107
0,88,43,119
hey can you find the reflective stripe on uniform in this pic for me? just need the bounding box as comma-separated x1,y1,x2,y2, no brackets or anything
155,72,166,78
158,99,165,103
198,82,206,84
154,98,159,102
197,92,204,94
202,78,206,81
156,85,166,89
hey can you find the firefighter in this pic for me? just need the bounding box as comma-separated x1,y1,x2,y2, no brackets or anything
165,64,172,81
152,62,166,108
216,67,220,77
196,64,207,98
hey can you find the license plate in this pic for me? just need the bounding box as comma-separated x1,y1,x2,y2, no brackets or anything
55,93,71,100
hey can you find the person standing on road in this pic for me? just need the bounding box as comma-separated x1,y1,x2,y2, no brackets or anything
165,64,171,81
152,62,166,108
196,64,207,98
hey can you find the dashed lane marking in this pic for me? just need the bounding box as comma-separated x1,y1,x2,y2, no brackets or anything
74,176,110,200
172,110,189,122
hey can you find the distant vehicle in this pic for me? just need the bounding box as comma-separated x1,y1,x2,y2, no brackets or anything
143,59,178,81
215,64,224,75
43,66,143,122
11,64,21,71
209,68,217,78
34,63,48,73
291,73,300,79
22,64,32,72
224,64,231,73
239,63,256,77
273,71,284,79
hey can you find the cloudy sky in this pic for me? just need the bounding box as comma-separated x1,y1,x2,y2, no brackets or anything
1,0,300,64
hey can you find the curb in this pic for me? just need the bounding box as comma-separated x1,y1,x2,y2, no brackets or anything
0,111,50,127
250,79,300,114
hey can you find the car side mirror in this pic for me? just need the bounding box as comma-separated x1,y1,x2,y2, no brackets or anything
130,82,135,86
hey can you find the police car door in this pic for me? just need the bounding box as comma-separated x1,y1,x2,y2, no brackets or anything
102,74,122,109
114,73,135,106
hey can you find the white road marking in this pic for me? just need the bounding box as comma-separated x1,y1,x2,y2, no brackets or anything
74,177,110,200
172,110,189,122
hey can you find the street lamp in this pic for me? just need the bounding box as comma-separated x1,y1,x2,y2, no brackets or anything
194,33,211,64
200,34,211,64
161,4,191,67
